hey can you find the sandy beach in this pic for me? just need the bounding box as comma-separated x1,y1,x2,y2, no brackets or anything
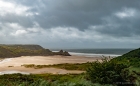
0,55,102,74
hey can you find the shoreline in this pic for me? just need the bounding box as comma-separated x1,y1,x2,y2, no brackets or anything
0,55,102,74
53,51,121,57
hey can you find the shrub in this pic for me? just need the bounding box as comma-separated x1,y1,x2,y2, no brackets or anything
0,73,95,86
86,57,129,85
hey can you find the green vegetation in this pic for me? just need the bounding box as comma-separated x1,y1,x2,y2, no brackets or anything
119,48,140,58
86,58,133,85
85,48,140,85
21,63,90,70
0,73,96,86
0,45,53,58
112,48,140,67
113,48,140,68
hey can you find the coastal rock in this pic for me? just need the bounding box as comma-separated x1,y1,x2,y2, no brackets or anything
63,51,71,56
59,50,64,54
53,50,71,56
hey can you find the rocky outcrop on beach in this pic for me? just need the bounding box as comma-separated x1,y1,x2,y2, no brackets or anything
53,50,71,56
63,51,71,56
0,44,71,58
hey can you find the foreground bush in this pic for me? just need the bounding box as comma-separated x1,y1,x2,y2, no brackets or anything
86,58,131,85
0,73,95,86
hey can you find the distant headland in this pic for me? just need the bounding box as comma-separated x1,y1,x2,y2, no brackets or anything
0,44,71,58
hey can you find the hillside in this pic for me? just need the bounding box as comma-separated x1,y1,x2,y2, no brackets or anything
113,48,140,61
113,48,140,67
0,44,44,50
121,48,140,58
0,44,70,58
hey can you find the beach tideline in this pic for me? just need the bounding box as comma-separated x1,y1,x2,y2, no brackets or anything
0,55,102,74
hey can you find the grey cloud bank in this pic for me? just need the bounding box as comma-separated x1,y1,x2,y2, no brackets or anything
0,0,140,49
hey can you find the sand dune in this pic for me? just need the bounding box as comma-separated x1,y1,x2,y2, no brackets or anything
0,55,101,74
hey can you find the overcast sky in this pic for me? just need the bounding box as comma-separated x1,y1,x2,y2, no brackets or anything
0,0,140,49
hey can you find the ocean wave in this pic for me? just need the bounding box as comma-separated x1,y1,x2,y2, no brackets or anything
69,52,121,57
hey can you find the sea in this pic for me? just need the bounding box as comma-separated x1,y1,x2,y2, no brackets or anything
51,48,134,57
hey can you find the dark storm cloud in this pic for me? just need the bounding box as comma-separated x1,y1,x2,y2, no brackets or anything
9,0,140,37
95,8,140,37
0,14,34,28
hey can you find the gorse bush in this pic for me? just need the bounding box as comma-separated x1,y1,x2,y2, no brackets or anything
0,73,95,86
86,57,129,85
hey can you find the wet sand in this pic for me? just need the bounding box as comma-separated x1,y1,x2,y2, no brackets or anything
0,55,102,74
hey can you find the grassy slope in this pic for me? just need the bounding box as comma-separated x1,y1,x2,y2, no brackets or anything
112,48,140,85
113,48,140,67
0,46,15,58
0,44,71,58
0,45,54,58
117,48,140,58
122,48,140,57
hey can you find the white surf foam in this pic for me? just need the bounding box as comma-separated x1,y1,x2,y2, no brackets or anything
0,58,12,64
0,71,30,75
69,52,121,57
